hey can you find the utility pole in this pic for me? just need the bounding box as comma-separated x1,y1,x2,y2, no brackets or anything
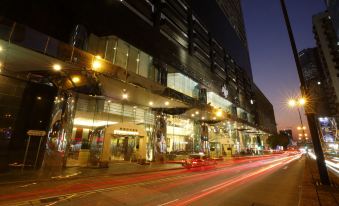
280,0,330,185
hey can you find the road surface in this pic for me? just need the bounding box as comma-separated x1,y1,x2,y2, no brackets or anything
0,153,304,206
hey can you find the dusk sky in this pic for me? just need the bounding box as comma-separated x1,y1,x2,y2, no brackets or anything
242,0,326,137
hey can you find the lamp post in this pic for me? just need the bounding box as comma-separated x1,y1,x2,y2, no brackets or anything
280,0,330,185
288,98,306,140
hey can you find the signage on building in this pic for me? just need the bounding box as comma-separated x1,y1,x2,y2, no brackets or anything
221,84,229,98
113,128,139,136
27,130,46,136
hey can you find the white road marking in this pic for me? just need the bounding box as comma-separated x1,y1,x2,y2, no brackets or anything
158,199,179,206
19,182,37,188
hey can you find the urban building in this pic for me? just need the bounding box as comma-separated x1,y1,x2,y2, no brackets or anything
313,12,339,118
299,48,330,116
279,129,293,145
279,129,292,138
307,12,339,156
326,0,339,39
215,0,248,49
0,0,276,172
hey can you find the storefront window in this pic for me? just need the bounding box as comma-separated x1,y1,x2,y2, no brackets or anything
66,94,154,166
166,116,194,154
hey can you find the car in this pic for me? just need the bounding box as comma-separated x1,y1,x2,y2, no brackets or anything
182,153,217,169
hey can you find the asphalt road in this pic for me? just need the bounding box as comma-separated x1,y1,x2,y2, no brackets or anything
0,153,304,206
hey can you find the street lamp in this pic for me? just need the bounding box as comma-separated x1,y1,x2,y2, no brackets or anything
288,97,307,139
280,0,330,185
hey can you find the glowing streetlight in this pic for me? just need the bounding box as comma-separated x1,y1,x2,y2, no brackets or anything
288,99,296,107
298,98,306,106
288,97,307,107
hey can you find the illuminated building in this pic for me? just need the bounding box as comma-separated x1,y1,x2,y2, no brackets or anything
0,0,276,171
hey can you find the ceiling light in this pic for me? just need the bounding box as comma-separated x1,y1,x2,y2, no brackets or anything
149,101,153,106
165,101,169,106
53,64,62,71
72,76,80,83
216,110,223,117
92,60,101,70
122,93,128,100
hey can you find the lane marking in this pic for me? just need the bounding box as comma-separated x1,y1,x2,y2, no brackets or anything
158,199,179,206
19,182,37,188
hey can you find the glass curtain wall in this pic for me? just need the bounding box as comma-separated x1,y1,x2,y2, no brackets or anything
88,36,160,83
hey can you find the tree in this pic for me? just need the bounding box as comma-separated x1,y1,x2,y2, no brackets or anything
267,134,289,150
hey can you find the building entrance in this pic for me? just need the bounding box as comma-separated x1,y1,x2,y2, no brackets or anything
111,135,140,161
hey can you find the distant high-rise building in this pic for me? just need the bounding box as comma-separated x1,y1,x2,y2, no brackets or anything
279,129,293,138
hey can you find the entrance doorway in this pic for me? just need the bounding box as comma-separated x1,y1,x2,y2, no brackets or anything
111,135,140,161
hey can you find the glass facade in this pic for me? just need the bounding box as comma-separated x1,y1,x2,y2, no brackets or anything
207,92,232,114
166,116,194,154
65,94,155,167
167,73,199,98
88,36,160,83
0,76,26,170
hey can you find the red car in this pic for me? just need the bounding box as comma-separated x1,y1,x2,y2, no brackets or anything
182,154,217,169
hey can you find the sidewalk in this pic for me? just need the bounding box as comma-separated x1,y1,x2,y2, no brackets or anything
0,161,184,185
300,155,339,206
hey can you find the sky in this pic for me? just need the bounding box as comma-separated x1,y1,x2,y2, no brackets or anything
242,0,326,137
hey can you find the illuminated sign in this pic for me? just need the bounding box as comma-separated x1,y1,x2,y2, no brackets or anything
113,128,139,136
221,84,229,98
